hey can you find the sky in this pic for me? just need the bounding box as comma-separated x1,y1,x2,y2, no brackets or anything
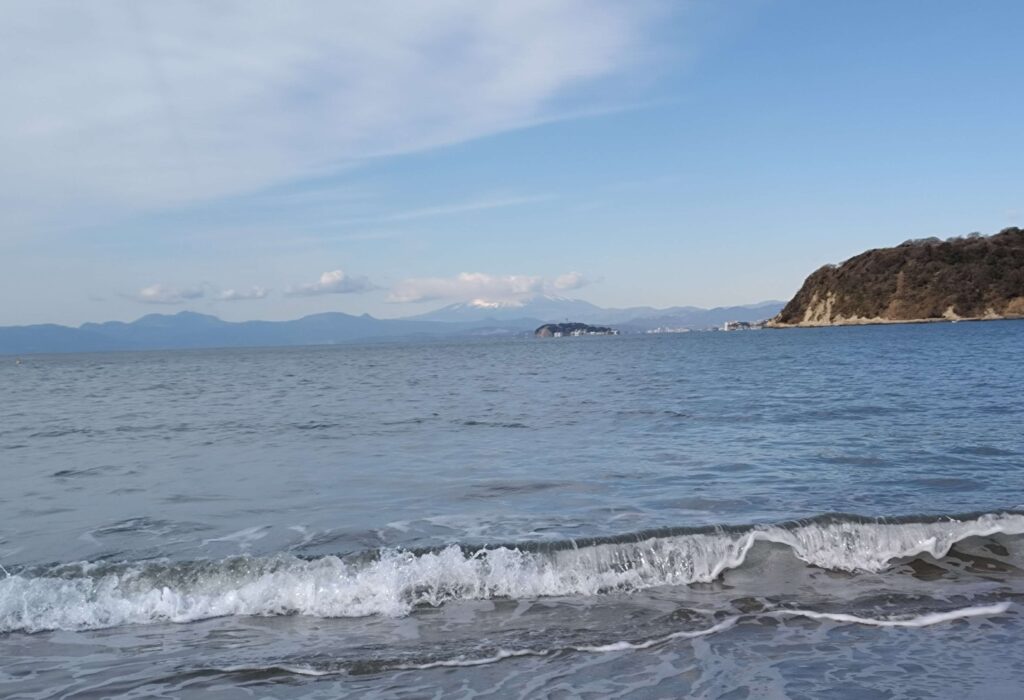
2,0,1022,326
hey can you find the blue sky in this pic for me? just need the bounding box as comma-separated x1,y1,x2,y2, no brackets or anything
2,0,1022,326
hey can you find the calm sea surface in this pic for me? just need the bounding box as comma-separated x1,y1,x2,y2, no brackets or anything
2,322,1024,698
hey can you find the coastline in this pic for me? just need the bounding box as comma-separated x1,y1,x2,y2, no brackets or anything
766,313,1024,329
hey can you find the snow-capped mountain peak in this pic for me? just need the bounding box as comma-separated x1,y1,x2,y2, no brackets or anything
407,294,603,322
465,298,525,309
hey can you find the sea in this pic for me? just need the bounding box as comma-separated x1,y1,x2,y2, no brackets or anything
2,321,1023,699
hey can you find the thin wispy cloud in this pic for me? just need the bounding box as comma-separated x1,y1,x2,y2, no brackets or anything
345,195,556,226
1,1,664,238
388,272,591,303
286,270,375,297
218,287,269,302
552,271,591,291
153,194,546,250
128,282,271,304
129,284,205,305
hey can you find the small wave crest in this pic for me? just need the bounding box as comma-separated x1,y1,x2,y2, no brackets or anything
2,511,1022,633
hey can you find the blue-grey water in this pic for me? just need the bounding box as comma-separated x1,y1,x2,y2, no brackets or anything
2,322,1024,698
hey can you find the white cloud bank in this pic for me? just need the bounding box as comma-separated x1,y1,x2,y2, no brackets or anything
389,272,591,303
1,1,664,236
286,270,375,296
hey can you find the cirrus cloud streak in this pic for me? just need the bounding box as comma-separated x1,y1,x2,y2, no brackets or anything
1,1,666,238
128,283,205,305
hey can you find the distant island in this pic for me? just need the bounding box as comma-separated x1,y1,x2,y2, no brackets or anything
770,227,1024,327
535,323,618,337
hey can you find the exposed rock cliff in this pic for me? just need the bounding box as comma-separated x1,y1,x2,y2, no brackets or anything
772,228,1024,327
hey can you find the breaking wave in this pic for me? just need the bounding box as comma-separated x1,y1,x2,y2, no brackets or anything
2,511,1022,633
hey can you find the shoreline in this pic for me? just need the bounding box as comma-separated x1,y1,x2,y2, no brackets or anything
766,314,1024,329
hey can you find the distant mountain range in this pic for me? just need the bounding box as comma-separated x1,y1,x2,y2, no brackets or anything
406,295,783,329
0,298,784,355
0,312,529,355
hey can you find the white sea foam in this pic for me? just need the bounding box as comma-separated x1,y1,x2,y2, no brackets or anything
215,664,332,677
212,607,1007,677
773,602,1013,628
397,617,741,670
2,512,1022,633
570,616,740,652
399,647,546,670
394,604,1006,672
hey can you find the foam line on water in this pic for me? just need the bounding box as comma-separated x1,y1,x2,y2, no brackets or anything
398,616,741,670
398,647,547,670
214,664,332,677
570,615,739,652
387,604,1008,672
201,605,1012,677
773,602,1013,628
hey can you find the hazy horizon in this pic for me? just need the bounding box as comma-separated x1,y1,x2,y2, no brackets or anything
1,294,789,329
